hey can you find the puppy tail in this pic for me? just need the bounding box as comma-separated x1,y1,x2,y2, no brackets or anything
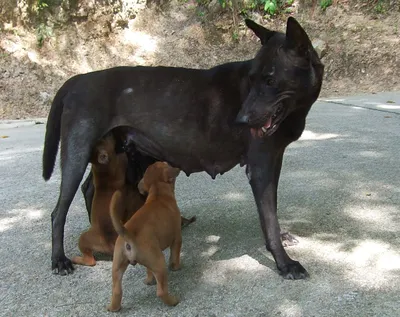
110,190,129,239
42,77,75,181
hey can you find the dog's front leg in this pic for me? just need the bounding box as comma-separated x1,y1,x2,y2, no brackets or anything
247,139,308,279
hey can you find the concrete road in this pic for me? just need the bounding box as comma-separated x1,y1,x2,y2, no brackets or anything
0,92,399,317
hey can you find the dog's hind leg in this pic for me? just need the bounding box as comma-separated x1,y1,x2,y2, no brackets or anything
72,229,114,266
169,234,182,271
144,268,156,285
107,241,129,312
51,124,99,275
150,253,179,306
81,171,94,222
72,230,97,266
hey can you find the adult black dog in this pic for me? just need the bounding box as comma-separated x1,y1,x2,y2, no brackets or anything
43,17,324,279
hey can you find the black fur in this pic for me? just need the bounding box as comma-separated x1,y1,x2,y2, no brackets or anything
43,17,324,278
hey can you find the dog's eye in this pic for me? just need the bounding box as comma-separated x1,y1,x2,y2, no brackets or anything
126,243,131,251
266,78,276,86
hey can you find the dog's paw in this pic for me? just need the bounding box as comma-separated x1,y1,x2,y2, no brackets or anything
166,295,180,306
144,277,156,285
52,256,74,275
106,304,121,312
280,231,299,247
278,261,309,280
169,263,181,271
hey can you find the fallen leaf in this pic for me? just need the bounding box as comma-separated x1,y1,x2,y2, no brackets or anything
366,193,371,196
384,116,392,118
1,136,9,138
386,100,395,104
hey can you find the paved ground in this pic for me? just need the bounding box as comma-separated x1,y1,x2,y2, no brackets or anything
0,92,399,317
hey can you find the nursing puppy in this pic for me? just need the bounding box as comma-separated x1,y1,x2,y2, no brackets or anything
72,134,143,266
107,162,182,311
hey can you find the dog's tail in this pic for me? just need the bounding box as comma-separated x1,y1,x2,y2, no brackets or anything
42,82,70,181
110,190,129,239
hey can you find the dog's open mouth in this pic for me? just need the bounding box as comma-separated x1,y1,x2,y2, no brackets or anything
250,105,285,138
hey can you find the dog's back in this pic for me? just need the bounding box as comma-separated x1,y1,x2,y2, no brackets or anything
111,162,181,251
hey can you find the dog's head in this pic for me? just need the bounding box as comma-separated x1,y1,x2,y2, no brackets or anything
138,161,180,195
236,17,324,138
90,134,117,165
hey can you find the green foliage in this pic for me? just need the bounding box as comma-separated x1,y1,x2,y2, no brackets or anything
36,23,53,48
320,0,332,11
261,0,278,15
218,0,294,16
32,1,54,47
33,0,49,14
374,0,385,14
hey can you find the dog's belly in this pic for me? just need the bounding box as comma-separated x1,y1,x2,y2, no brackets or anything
120,126,246,179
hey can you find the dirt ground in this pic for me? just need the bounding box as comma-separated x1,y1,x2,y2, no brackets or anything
0,0,399,119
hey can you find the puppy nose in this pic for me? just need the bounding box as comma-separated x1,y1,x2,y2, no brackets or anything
235,113,250,124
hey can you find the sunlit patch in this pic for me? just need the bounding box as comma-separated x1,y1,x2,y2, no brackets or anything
376,252,400,270
0,208,44,232
296,237,400,289
321,98,345,102
222,192,245,201
276,300,303,317
122,30,157,53
201,245,219,257
358,150,383,158
351,106,365,110
300,130,339,141
344,205,398,232
376,104,400,110
205,235,220,243
201,255,267,284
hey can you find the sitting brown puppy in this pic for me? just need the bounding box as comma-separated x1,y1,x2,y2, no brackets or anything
72,134,143,266
107,162,182,311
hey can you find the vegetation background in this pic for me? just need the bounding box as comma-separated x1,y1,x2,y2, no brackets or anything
0,0,399,118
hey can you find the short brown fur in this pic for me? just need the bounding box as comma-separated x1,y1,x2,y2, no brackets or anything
107,162,182,311
72,135,144,266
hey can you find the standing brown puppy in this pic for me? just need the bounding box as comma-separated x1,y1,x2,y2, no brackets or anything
107,162,182,311
72,134,143,266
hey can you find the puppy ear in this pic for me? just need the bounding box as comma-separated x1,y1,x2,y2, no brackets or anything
164,167,180,184
138,178,147,195
97,149,109,164
285,17,312,58
245,19,275,45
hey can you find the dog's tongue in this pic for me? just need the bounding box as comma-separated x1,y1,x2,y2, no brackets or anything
250,117,273,138
264,117,272,129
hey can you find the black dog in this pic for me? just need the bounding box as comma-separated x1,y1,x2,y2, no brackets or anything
42,18,324,279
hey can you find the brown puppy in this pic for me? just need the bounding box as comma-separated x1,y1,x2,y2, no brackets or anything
107,162,182,311
72,134,143,266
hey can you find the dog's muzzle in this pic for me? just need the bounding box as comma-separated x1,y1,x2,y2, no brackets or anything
235,114,250,124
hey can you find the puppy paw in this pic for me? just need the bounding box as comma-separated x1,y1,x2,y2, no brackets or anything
106,304,121,312
169,263,181,271
165,295,180,306
71,256,96,266
144,277,156,285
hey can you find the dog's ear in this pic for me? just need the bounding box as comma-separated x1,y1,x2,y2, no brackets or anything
245,19,275,45
138,178,148,195
97,149,109,164
163,167,180,184
285,17,312,58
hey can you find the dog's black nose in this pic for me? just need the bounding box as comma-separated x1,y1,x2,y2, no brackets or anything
235,114,250,124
